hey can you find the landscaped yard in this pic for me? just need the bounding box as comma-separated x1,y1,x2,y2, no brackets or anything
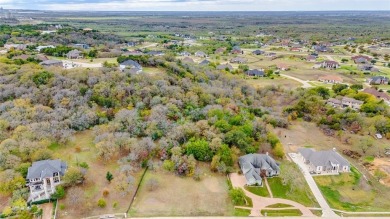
260,209,302,216
129,163,234,217
233,208,251,216
265,203,293,208
244,185,270,197
267,177,317,207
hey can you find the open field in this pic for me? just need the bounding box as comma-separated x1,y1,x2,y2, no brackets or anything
129,164,234,217
49,130,140,219
245,77,301,90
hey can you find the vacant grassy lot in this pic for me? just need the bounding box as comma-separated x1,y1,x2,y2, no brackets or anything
260,209,302,216
314,168,390,212
50,130,141,219
244,185,270,197
129,164,234,217
246,77,301,90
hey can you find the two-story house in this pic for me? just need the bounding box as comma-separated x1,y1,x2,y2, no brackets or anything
27,160,67,202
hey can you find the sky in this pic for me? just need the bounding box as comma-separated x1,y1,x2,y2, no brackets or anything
0,0,390,11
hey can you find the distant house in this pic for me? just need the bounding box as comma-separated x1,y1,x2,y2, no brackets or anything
215,47,226,54
36,45,55,52
83,28,93,32
290,47,303,52
40,60,63,67
127,41,137,47
298,148,350,174
179,51,191,57
239,153,280,186
306,55,317,62
199,59,210,66
119,59,143,74
318,75,343,84
358,65,379,72
182,57,194,63
352,55,372,64
326,98,342,108
230,57,247,64
277,63,290,71
147,51,165,56
252,50,265,55
321,61,340,69
231,46,243,54
195,51,208,58
27,159,67,202
246,69,265,77
265,52,277,58
363,88,390,104
313,45,331,53
341,97,364,110
73,44,90,50
66,50,83,59
217,64,233,71
125,50,144,56
4,44,27,51
368,76,389,85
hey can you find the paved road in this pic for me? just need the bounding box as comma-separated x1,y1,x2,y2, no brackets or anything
280,74,313,88
229,173,314,217
289,153,339,218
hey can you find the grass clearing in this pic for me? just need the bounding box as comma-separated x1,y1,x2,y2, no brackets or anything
260,209,302,216
129,163,234,216
267,177,317,207
233,208,251,216
246,77,301,90
265,203,294,208
244,185,270,197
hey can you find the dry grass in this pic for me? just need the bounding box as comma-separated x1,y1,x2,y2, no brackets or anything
246,77,301,90
129,163,234,217
51,130,141,219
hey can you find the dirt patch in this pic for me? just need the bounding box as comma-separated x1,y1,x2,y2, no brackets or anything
371,158,390,187
41,203,53,219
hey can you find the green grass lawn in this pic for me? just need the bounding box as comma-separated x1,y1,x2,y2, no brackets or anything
313,167,388,212
233,208,251,216
244,185,270,197
267,177,317,207
265,203,293,208
260,209,302,216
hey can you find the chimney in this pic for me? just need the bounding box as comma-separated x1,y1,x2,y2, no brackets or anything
266,152,269,156
333,147,336,152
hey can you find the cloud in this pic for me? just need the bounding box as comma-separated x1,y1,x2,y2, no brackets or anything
2,0,390,11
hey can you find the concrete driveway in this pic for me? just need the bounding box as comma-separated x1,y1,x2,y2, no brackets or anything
280,74,313,88
229,173,314,217
289,153,339,218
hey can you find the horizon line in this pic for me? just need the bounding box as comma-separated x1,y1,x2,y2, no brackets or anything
5,9,390,12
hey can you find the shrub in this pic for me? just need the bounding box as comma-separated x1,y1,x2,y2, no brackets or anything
75,146,81,153
113,202,118,209
106,171,113,183
97,199,106,208
79,162,89,169
185,138,213,161
102,188,109,197
59,204,65,210
162,160,175,172
51,186,65,199
229,188,246,205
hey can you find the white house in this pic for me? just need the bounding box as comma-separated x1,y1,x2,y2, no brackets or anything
27,160,67,202
298,148,350,174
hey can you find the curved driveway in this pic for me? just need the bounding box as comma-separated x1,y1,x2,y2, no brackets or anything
229,173,315,217
280,74,313,88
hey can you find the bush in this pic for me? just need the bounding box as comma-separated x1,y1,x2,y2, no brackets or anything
102,188,109,197
112,202,118,209
97,199,106,208
51,186,65,199
185,138,213,161
59,204,65,210
79,162,89,169
162,160,175,172
229,188,246,205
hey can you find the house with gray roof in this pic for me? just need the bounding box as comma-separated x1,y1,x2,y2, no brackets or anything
119,60,143,74
238,153,280,186
217,63,233,71
298,148,350,174
66,49,83,59
27,159,67,202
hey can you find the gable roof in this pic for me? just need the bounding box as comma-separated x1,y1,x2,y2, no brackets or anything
239,154,280,185
363,88,390,101
199,59,210,65
27,159,67,179
298,148,349,167
120,60,142,70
